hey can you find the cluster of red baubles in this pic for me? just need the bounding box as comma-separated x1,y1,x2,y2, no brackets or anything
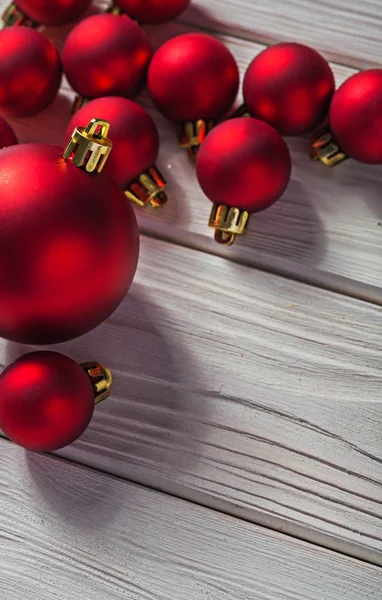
0,0,381,453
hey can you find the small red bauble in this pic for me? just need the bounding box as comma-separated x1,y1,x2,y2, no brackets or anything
0,27,61,118
0,352,112,452
243,42,335,136
113,0,190,24
0,117,18,148
148,33,239,156
67,97,167,207
329,69,382,164
196,118,291,245
0,122,139,345
6,0,91,26
62,14,152,105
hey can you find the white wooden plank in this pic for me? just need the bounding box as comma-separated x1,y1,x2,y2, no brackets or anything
2,237,381,563
181,0,382,69
5,18,382,297
1,438,381,600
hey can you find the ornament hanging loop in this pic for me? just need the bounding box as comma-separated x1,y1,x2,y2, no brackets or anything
63,118,113,174
214,230,236,246
209,204,249,246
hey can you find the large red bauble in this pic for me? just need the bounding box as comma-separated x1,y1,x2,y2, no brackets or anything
243,43,335,136
66,97,159,188
148,33,239,122
62,14,152,99
0,27,61,118
0,143,139,345
0,117,18,148
196,118,291,212
14,0,91,26
329,69,382,164
0,352,95,452
114,0,190,24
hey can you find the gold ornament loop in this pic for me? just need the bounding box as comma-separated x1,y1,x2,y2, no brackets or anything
63,118,113,174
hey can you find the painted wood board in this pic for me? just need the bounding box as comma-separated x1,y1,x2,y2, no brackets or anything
2,237,381,563
6,18,382,298
181,0,382,69
1,439,381,600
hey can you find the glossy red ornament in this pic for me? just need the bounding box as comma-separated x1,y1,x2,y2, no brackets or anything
196,118,291,245
0,27,61,118
0,352,112,452
0,129,139,345
112,0,190,23
243,42,335,136
0,117,18,148
329,69,382,164
5,0,91,26
62,14,152,104
66,97,167,207
148,33,239,156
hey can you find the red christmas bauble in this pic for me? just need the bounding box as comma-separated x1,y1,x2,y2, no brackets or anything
66,97,159,188
148,33,239,122
329,69,382,164
0,143,139,345
62,14,152,100
114,0,190,24
0,27,61,118
0,117,18,148
196,118,291,212
14,0,91,26
243,43,335,136
0,352,95,452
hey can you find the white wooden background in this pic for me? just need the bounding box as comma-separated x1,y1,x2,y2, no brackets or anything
1,0,382,598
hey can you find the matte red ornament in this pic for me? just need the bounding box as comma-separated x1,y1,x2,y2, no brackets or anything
196,118,291,245
67,97,167,208
0,27,61,118
0,117,18,148
312,69,382,166
242,42,335,136
0,352,112,452
111,0,190,24
2,0,91,27
148,33,240,157
62,14,152,108
0,120,139,345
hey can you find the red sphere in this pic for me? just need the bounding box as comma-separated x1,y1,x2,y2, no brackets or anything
0,117,18,148
196,118,291,213
148,33,239,122
243,43,335,136
0,27,61,118
0,352,95,452
329,69,382,164
66,97,159,188
62,14,152,99
15,0,91,26
0,143,139,344
115,0,190,24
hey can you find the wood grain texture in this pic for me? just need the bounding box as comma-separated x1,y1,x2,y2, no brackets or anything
1,439,381,600
180,0,382,69
5,16,382,298
2,237,381,563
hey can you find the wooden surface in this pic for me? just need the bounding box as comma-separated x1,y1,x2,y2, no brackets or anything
1,439,382,600
1,0,382,597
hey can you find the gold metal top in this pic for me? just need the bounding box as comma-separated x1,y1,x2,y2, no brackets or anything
2,2,37,27
63,118,113,174
72,96,89,115
209,204,250,246
107,3,123,15
125,165,168,208
179,120,214,160
81,362,113,404
311,122,347,167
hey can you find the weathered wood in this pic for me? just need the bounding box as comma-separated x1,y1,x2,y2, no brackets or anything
1,439,381,600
